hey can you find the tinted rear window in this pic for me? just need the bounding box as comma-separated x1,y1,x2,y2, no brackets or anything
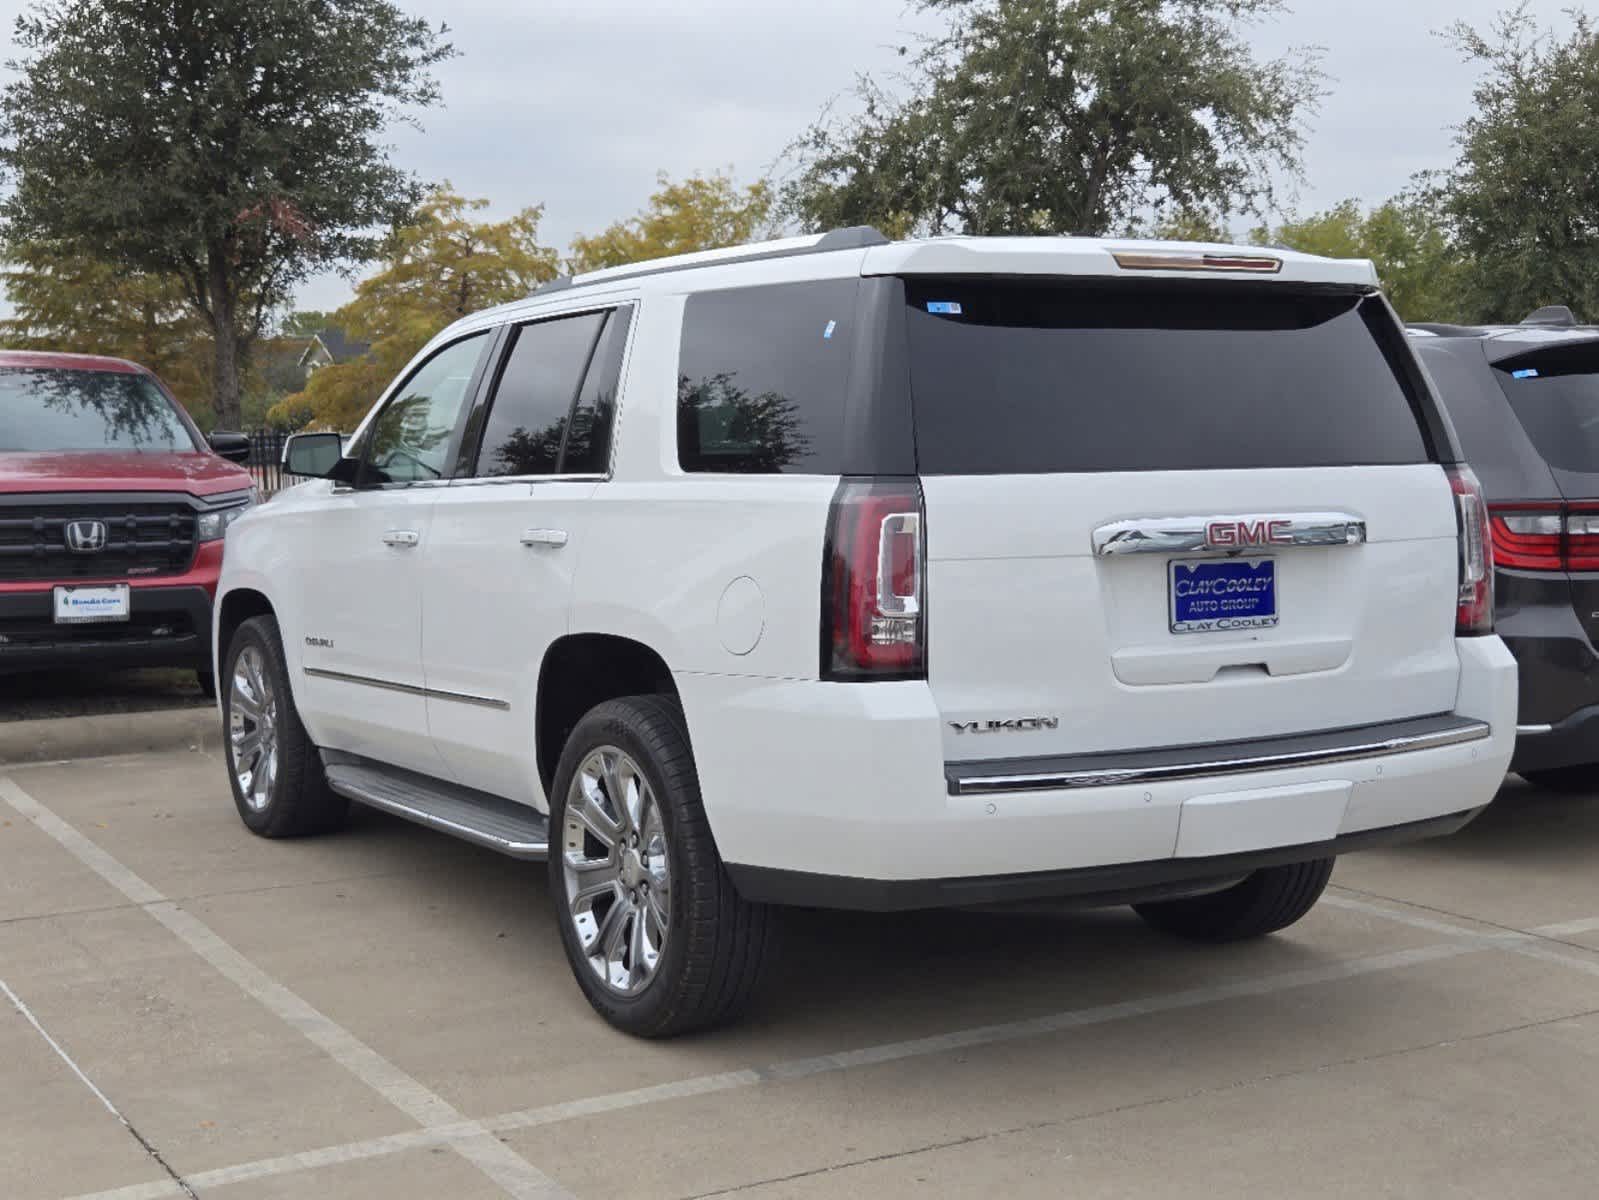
903,280,1430,474
1492,343,1599,473
0,368,197,453
677,279,858,473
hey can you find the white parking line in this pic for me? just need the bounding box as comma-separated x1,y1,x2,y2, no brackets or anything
1325,891,1599,977
67,936,1508,1200
0,776,572,1200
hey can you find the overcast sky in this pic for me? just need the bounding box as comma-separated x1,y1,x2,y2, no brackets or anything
0,0,1586,314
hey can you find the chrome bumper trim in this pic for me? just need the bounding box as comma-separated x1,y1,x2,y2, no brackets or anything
948,717,1492,796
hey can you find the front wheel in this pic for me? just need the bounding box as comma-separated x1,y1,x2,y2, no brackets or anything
221,615,347,838
1134,858,1335,942
549,695,774,1037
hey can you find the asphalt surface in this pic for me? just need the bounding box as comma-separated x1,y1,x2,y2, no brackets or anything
3,733,1598,1199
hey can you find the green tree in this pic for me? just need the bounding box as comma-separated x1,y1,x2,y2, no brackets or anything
0,239,216,418
1252,195,1471,322
1441,5,1599,322
568,171,773,273
784,0,1323,237
277,189,559,431
0,0,453,429
279,311,331,339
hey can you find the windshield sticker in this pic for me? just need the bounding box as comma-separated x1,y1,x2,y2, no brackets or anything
926,301,963,315
1512,368,1540,379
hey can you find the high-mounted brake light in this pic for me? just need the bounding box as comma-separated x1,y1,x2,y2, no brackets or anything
821,478,926,680
1111,251,1283,274
1448,466,1493,636
1489,501,1599,571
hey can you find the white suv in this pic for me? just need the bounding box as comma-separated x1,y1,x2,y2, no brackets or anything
216,230,1516,1036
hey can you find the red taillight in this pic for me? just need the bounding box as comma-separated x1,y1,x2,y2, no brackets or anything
822,478,925,680
1448,466,1493,636
1488,501,1599,571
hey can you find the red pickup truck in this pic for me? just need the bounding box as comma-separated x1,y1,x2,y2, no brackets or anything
0,350,256,694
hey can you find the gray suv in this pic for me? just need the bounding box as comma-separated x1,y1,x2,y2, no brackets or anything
1411,307,1599,789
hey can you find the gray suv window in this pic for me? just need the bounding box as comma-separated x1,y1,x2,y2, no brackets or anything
904,280,1431,474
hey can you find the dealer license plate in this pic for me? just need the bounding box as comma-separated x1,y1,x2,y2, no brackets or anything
1169,558,1277,634
53,584,131,624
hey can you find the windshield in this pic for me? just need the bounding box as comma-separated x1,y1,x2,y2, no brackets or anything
1494,343,1599,473
0,367,199,453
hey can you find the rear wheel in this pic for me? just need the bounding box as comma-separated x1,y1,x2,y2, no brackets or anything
549,695,774,1037
1518,764,1599,794
222,615,347,837
1133,858,1334,942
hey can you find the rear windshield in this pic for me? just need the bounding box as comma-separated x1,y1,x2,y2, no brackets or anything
1492,343,1599,473
0,368,197,453
903,280,1430,474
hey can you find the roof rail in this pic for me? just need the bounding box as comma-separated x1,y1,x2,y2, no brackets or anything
528,226,891,297
1522,305,1578,327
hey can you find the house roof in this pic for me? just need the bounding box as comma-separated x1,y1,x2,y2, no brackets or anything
298,327,371,367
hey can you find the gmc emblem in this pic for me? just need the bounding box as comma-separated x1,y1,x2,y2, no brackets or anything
1206,519,1293,549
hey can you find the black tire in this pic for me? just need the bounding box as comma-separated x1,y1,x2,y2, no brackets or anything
221,614,348,838
1133,858,1335,942
548,695,774,1037
1518,764,1599,794
196,669,217,700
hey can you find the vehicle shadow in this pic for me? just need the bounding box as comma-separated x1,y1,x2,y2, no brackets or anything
339,804,1349,1042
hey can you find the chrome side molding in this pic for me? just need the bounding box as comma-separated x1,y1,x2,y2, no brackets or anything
1092,512,1367,557
303,666,510,711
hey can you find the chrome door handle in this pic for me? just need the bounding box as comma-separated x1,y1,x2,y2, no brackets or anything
381,530,420,548
520,528,569,548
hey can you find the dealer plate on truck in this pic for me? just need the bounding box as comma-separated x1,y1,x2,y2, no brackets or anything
1169,559,1276,634
53,584,130,624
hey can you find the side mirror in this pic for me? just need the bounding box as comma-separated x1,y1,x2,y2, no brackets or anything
283,431,347,480
208,430,252,465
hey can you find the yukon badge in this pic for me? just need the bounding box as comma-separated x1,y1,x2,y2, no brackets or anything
949,716,1060,735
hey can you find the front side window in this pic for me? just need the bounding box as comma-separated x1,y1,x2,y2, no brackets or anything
677,279,859,473
0,368,198,453
360,333,488,485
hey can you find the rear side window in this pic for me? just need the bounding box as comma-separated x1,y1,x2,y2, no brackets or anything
1492,343,1599,473
677,279,859,473
903,280,1431,474
474,307,630,478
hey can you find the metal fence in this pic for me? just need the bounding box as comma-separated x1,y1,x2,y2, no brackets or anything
244,429,293,497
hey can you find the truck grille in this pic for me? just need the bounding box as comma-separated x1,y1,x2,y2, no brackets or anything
0,499,198,582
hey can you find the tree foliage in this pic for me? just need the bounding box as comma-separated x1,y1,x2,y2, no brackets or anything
567,172,773,273
276,189,559,431
1440,5,1599,322
784,0,1324,237
1252,195,1470,322
0,239,216,419
0,0,453,427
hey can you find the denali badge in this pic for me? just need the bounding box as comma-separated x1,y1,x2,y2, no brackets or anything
64,519,108,553
949,717,1060,734
304,636,334,649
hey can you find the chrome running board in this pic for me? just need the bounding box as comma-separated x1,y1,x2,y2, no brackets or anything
322,756,549,861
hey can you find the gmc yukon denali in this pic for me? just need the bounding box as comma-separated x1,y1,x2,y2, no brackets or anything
214,230,1516,1036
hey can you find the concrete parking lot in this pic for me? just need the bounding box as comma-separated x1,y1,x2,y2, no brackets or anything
4,720,1599,1199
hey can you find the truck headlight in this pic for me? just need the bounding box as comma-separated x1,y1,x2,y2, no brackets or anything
197,498,255,542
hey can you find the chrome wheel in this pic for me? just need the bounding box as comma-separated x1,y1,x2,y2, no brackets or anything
229,645,278,812
561,746,671,996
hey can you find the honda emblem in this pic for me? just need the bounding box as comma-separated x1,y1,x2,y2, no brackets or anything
64,520,108,553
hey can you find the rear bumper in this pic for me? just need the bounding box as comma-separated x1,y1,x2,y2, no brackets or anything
679,637,1516,908
0,583,214,674
1497,567,1599,772
728,808,1483,911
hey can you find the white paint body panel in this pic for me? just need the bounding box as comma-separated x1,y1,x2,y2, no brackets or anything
216,231,1516,896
